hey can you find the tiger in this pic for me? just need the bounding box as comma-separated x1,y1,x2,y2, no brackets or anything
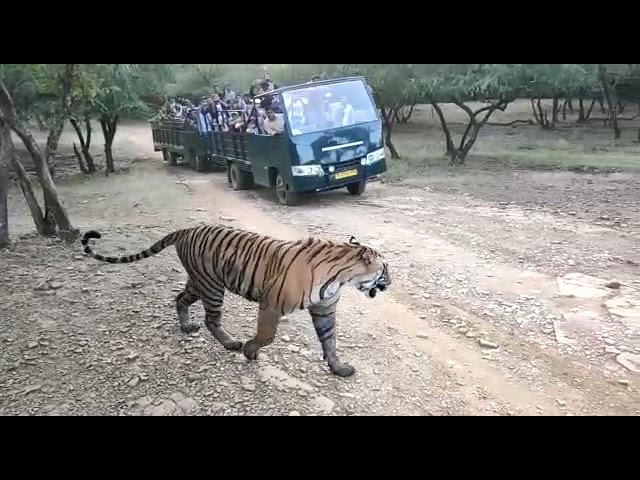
81,225,390,377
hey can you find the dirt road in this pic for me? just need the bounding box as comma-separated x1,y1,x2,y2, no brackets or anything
2,126,639,415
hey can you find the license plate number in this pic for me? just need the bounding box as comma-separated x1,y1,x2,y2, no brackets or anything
334,168,358,180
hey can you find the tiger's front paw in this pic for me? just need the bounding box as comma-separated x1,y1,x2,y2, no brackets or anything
180,322,201,334
243,340,260,361
223,340,243,351
329,363,355,378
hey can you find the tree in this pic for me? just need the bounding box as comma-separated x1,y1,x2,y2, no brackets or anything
340,64,424,159
92,64,149,174
166,64,263,99
0,79,77,240
4,125,49,237
0,119,10,248
594,64,640,139
0,65,78,173
0,64,83,230
42,65,77,173
423,64,523,165
68,65,102,173
268,64,333,86
518,64,598,129
598,64,621,139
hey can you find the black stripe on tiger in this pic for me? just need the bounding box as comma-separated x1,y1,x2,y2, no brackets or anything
81,229,180,264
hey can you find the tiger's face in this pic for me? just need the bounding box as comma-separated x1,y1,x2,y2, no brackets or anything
349,247,391,299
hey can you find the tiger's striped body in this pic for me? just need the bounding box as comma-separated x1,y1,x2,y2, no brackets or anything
81,225,389,377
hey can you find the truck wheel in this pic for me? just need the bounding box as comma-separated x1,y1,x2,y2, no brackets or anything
187,150,205,172
186,150,196,169
228,163,252,190
162,148,170,162
347,180,366,195
194,154,206,172
275,173,300,206
169,152,179,166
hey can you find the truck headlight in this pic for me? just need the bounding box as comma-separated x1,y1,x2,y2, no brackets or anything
291,165,324,176
361,148,385,166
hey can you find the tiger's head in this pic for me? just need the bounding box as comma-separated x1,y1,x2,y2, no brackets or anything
346,237,390,299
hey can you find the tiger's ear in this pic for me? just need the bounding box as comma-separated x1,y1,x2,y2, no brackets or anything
349,236,360,245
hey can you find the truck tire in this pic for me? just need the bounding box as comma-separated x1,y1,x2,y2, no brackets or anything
275,172,300,206
194,154,206,172
162,148,170,162
228,163,253,190
347,180,366,195
187,150,206,172
169,152,179,166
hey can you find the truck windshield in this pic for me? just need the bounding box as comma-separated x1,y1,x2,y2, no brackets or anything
282,80,378,136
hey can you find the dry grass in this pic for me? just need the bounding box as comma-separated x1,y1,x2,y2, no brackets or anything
385,100,640,179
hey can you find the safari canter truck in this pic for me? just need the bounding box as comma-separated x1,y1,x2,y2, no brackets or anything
150,77,387,205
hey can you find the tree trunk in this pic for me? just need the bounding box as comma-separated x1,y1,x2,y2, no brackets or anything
0,80,78,240
45,123,64,177
585,99,596,120
577,99,586,123
566,100,574,113
531,98,551,128
597,97,606,114
452,101,506,164
11,154,49,235
380,108,400,160
83,113,95,172
435,100,510,165
0,120,10,248
73,143,89,173
100,114,118,174
397,104,417,123
44,64,77,231
43,123,65,229
562,99,574,120
70,113,95,173
598,64,621,140
44,64,76,178
552,97,560,126
431,102,455,155
434,100,509,165
530,99,541,126
1,120,48,236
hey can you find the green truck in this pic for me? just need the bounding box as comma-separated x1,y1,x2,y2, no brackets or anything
151,77,387,205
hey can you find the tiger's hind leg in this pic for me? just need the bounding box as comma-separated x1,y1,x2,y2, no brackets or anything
202,290,243,351
309,295,354,377
176,281,201,333
243,308,280,361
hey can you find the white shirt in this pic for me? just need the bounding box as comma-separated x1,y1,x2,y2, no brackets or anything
342,104,355,126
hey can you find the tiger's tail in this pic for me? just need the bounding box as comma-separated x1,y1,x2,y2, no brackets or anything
81,230,181,264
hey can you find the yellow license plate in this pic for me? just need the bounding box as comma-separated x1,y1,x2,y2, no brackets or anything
334,168,358,180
